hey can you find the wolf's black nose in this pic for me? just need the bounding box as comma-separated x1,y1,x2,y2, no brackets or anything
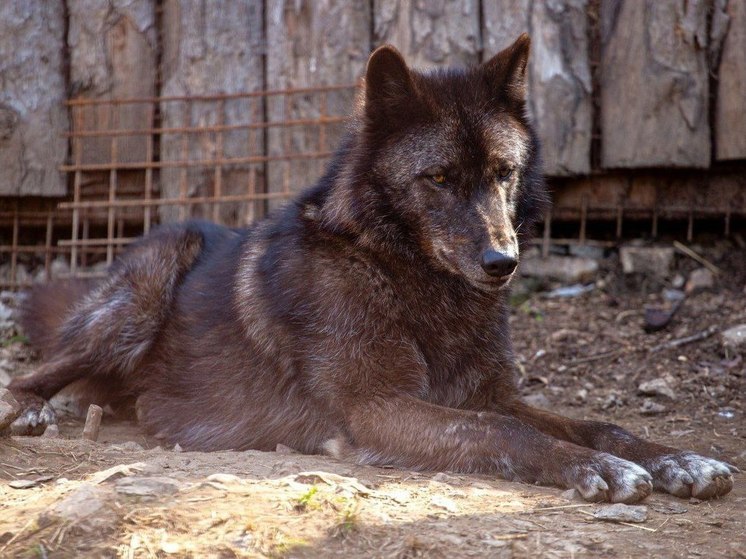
480,249,518,277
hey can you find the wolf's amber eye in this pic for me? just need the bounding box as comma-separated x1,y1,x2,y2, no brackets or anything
497,167,514,182
430,174,447,186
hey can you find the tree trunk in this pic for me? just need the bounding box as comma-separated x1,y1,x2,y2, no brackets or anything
160,0,265,225
483,0,592,176
600,0,710,168
0,1,67,196
265,0,371,210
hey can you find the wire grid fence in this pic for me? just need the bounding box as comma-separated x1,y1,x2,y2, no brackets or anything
0,84,356,289
1,84,745,290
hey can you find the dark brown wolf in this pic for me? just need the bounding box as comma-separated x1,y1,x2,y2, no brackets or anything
10,35,736,503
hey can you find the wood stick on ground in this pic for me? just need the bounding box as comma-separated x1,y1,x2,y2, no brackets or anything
82,404,103,441
649,325,719,353
673,241,721,275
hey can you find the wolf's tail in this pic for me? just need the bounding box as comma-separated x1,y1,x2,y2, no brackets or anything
12,224,206,405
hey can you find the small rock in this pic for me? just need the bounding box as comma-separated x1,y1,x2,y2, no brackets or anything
0,302,14,333
671,274,685,289
651,502,688,515
574,388,588,404
638,378,676,400
108,441,145,452
619,246,674,278
44,484,108,522
161,542,181,554
561,488,581,501
431,495,458,513
523,392,551,410
41,424,60,438
592,504,648,523
544,283,595,298
115,476,181,496
600,391,624,410
569,244,605,260
685,267,715,294
639,399,667,415
0,388,21,432
173,443,183,452
722,324,746,355
275,443,300,455
9,475,54,489
663,288,685,302
206,473,244,485
520,255,599,284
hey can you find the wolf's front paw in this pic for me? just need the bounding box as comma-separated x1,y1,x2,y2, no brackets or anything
570,453,653,504
10,394,57,436
644,452,737,499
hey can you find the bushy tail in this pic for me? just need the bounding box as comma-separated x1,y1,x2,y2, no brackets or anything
19,279,96,359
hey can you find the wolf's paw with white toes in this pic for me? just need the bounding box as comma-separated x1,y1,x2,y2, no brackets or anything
570,453,653,503
644,452,737,499
10,399,57,436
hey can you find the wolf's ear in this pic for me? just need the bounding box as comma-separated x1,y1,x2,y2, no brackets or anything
482,33,531,103
364,45,418,124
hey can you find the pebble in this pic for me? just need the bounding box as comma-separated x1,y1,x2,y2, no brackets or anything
0,388,21,432
523,392,551,410
41,424,60,438
685,267,715,293
9,476,53,489
431,495,458,513
619,246,674,278
638,378,676,400
520,255,599,284
592,504,648,523
115,476,181,496
640,399,667,415
722,324,746,354
44,484,108,522
651,502,688,515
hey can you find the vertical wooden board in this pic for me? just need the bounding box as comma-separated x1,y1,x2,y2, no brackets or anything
600,0,710,168
716,0,746,160
160,0,265,225
374,0,480,69
0,1,67,196
68,0,157,165
483,0,592,176
265,0,371,210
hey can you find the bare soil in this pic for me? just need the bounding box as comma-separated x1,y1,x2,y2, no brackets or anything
1,248,744,558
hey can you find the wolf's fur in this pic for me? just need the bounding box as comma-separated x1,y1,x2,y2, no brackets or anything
11,36,735,502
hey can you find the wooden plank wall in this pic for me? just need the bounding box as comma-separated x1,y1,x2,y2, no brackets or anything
0,0,744,208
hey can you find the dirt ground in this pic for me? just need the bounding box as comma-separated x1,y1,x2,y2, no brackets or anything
1,244,744,558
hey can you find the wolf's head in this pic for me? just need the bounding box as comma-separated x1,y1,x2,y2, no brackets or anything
318,34,549,292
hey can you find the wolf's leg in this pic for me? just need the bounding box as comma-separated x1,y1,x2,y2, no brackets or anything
10,226,203,435
8,359,89,434
331,395,652,503
502,401,736,499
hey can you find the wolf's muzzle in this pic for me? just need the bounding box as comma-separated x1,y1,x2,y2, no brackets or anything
480,249,518,277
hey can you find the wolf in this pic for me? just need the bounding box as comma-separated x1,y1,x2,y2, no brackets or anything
9,35,736,503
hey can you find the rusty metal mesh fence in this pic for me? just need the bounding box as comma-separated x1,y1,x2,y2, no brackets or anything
1,85,745,290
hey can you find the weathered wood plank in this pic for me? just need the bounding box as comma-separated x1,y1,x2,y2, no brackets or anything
160,0,265,224
374,0,480,68
716,0,746,161
0,1,67,196
482,0,592,176
68,0,157,165
600,0,710,168
265,0,371,208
